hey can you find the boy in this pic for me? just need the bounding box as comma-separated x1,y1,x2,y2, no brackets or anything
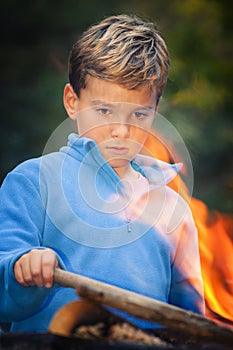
0,14,205,332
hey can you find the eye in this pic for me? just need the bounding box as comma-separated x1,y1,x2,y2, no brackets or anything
133,111,149,120
96,108,111,116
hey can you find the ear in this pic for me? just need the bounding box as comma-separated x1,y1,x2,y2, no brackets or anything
155,94,161,112
63,83,79,120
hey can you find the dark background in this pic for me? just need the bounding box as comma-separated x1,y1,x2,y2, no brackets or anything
0,0,232,213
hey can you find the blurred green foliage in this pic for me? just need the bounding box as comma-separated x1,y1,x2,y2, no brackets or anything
0,0,232,212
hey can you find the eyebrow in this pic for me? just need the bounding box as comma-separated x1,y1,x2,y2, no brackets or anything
91,100,115,108
91,100,154,110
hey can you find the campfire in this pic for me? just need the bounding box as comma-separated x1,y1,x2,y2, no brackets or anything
143,132,233,327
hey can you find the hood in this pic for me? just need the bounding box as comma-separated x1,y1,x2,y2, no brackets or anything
132,154,182,186
60,133,182,186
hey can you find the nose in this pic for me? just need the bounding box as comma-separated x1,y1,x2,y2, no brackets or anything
111,122,130,138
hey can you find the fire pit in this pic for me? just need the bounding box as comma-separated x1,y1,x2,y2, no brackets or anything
2,268,232,350
0,328,232,350
1,299,232,350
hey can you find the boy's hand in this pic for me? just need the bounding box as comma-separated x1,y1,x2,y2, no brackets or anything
14,249,59,288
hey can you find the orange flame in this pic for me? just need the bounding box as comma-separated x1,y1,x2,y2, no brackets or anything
143,132,233,326
190,198,233,324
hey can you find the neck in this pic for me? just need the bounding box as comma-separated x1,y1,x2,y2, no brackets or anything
113,164,139,180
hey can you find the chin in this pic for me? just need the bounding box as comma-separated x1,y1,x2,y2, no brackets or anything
108,159,131,169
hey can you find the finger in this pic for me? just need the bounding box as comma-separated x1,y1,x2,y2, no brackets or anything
41,249,58,288
29,250,45,287
14,260,29,286
14,255,35,287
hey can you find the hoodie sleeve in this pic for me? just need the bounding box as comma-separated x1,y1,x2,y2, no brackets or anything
169,204,205,315
0,162,64,322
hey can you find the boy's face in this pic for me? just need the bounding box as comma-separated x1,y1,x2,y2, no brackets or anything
64,77,158,177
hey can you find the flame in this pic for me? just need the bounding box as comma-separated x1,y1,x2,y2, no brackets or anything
143,132,233,325
190,198,233,324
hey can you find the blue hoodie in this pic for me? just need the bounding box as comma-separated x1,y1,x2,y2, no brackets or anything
0,133,204,332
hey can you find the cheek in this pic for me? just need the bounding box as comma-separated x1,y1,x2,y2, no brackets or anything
77,116,101,137
130,126,149,143
82,125,110,144
77,110,110,138
134,118,154,146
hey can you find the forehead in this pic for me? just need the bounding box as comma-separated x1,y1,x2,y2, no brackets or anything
80,76,157,107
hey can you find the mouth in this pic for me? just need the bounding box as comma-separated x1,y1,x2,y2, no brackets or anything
106,146,129,155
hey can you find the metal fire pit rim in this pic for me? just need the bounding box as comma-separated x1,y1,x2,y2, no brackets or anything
0,331,171,350
0,331,232,350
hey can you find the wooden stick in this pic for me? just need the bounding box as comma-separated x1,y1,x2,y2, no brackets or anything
54,268,233,345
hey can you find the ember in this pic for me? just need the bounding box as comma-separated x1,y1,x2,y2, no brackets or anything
73,321,168,346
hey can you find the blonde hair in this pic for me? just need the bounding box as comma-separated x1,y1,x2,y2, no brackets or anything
69,14,170,102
